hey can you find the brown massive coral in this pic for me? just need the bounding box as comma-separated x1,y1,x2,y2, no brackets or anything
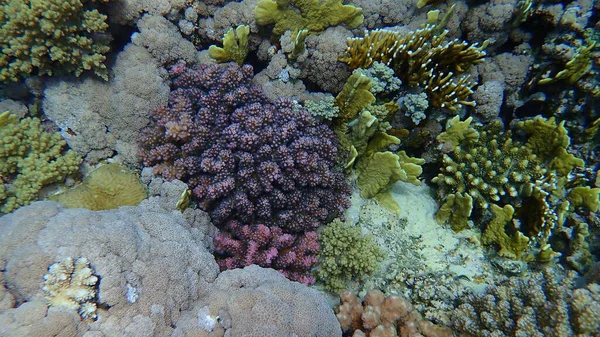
336,289,454,337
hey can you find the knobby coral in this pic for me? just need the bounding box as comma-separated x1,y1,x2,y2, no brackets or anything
139,63,351,283
0,0,113,82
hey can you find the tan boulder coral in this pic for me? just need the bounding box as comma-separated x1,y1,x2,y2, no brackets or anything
42,257,99,320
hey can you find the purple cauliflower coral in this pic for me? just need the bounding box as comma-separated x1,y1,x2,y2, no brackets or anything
139,63,351,283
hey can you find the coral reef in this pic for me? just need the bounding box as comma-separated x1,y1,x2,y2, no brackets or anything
336,289,454,337
0,0,112,82
0,112,81,214
42,257,99,319
317,219,385,292
50,164,147,210
452,267,600,337
340,24,487,111
139,63,351,282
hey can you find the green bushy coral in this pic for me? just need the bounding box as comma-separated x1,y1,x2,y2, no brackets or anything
0,111,81,213
0,0,112,82
316,219,384,292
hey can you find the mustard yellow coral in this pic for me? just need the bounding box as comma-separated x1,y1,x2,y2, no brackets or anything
340,25,486,110
255,0,363,36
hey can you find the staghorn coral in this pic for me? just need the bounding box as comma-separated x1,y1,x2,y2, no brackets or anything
0,0,112,82
339,24,487,111
336,289,454,337
452,267,600,337
42,257,99,319
139,63,351,282
0,111,81,214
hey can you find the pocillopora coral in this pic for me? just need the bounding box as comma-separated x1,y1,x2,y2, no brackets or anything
255,0,363,36
50,163,147,210
42,257,99,319
0,111,81,214
208,25,250,65
434,115,597,261
0,0,112,82
317,219,384,292
304,95,340,121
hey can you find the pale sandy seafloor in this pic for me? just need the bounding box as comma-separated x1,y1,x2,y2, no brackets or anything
1,0,600,336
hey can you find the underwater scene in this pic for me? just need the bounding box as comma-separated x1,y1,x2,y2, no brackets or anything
1,0,600,336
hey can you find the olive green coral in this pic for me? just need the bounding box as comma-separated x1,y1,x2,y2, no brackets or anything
208,25,250,65
316,219,384,292
255,0,363,36
0,0,112,82
0,111,81,214
50,164,147,210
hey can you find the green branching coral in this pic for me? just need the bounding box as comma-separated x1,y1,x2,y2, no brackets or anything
433,115,598,261
208,25,250,65
255,0,363,36
316,219,384,292
0,111,81,214
0,0,113,82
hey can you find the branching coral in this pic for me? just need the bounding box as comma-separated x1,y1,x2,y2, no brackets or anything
452,268,600,336
0,111,81,214
42,257,99,319
339,25,487,111
0,0,113,82
433,115,597,261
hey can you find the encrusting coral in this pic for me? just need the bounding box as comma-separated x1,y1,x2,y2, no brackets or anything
339,24,487,111
255,0,364,36
336,289,454,337
50,163,147,211
0,111,81,214
139,63,351,283
0,0,113,82
42,257,99,320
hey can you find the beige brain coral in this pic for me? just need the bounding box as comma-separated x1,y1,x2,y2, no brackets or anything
42,257,99,319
